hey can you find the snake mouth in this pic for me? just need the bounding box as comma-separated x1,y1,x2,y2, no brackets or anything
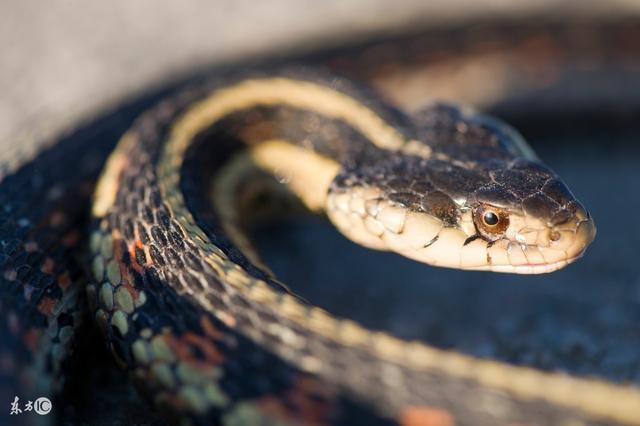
471,252,585,274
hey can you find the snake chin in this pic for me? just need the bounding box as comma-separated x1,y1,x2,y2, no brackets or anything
470,258,574,274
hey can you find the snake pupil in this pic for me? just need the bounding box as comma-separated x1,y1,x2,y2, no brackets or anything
483,211,499,226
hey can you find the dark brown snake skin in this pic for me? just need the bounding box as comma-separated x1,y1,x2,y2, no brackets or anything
1,18,640,426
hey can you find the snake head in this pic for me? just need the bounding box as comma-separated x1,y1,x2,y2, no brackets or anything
326,105,596,274
462,160,597,273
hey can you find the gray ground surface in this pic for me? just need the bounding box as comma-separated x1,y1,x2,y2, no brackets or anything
2,1,639,424
2,0,639,148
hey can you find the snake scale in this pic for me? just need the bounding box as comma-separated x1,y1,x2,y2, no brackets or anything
1,17,640,426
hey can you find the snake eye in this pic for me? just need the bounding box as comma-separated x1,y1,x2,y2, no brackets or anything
483,211,499,226
474,204,509,236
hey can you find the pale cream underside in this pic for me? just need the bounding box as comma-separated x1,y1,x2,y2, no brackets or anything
211,139,341,268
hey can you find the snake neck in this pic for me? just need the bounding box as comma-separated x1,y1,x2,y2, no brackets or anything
181,93,592,275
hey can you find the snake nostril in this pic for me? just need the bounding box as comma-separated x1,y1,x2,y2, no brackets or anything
549,230,561,242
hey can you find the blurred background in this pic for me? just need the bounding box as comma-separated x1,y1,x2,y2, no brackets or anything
2,0,640,146
1,1,640,424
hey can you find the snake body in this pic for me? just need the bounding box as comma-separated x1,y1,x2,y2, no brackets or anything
2,18,640,426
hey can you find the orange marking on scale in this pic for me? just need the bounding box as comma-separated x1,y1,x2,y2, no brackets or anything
37,297,58,316
400,406,455,426
57,272,72,289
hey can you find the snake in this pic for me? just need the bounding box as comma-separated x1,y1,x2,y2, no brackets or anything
1,17,640,426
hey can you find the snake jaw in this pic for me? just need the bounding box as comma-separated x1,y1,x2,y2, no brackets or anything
327,182,596,274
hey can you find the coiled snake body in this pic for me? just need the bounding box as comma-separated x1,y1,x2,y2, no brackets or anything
1,19,640,426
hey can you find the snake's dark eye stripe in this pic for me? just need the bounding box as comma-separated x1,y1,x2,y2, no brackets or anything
463,235,480,246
